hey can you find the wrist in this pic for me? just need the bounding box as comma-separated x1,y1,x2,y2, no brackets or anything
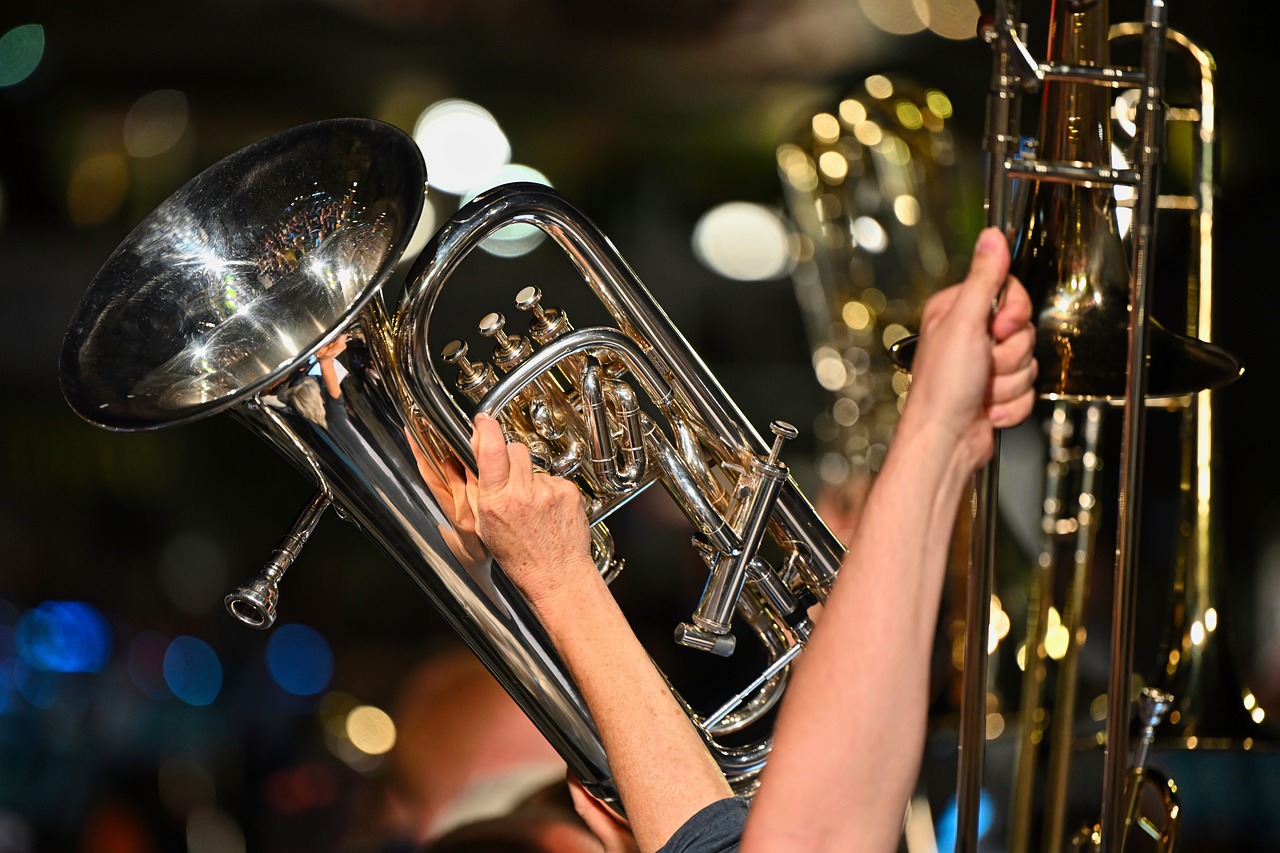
519,556,611,630
884,412,975,499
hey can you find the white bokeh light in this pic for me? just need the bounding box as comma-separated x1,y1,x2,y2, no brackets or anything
413,99,511,195
692,201,792,282
460,163,553,258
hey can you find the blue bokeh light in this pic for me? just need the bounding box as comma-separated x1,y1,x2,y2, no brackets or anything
15,600,112,673
12,659,61,709
163,636,222,706
266,623,333,697
934,788,996,852
0,633,16,714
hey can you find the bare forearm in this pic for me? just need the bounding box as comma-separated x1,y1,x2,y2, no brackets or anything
530,559,733,852
743,419,973,852
319,360,342,398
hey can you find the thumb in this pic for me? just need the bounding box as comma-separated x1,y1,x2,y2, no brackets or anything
472,413,511,490
958,227,1012,318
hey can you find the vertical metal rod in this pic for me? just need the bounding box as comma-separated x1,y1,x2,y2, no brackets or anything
1044,403,1105,851
1100,1,1167,849
956,463,996,852
955,2,1020,847
1010,404,1072,853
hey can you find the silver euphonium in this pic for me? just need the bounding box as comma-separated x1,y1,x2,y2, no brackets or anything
59,118,844,809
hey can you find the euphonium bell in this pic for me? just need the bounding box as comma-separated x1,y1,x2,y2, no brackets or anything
59,117,844,808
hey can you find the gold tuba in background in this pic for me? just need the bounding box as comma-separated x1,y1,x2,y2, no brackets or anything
777,74,976,535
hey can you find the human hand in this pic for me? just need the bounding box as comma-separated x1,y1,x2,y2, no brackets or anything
900,227,1037,471
567,776,641,853
405,427,491,573
469,412,595,603
315,333,348,362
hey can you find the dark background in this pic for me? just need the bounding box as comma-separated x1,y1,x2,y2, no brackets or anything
2,1,1277,851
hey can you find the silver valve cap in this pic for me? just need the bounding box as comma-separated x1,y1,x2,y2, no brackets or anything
766,420,799,466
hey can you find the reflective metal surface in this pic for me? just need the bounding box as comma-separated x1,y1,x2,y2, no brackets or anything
937,3,1242,851
231,323,614,797
58,118,615,802
60,117,424,430
777,75,964,487
59,122,847,808
398,182,845,788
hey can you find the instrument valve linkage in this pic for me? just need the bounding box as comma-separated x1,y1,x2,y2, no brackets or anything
675,421,799,657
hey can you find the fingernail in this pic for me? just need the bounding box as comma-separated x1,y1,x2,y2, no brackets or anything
976,229,1003,254
474,412,492,422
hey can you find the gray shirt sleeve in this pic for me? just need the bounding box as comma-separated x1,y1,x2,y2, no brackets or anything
656,796,748,853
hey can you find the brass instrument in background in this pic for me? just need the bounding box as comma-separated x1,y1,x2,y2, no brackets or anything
777,74,968,497
775,77,984,828
59,118,845,808
893,1,1246,850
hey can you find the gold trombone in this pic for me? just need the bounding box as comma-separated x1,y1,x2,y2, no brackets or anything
895,1,1244,850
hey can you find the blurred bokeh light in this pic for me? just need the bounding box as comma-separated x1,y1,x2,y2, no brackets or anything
0,24,44,88
692,201,792,281
162,636,222,706
266,623,334,697
15,601,111,674
413,99,511,195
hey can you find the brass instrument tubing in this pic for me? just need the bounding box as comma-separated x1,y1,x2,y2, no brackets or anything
580,357,646,489
703,643,804,729
746,557,808,640
473,328,740,551
1010,403,1072,853
264,489,332,581
603,380,646,484
1004,161,1137,187
1045,403,1105,853
955,2,1021,848
694,460,787,633
399,185,846,591
641,424,740,556
1102,4,1167,848
475,328,673,423
582,356,630,489
1040,64,1144,85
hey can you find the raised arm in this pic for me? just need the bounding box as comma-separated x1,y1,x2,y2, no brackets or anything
468,413,734,852
741,228,1037,852
315,334,348,399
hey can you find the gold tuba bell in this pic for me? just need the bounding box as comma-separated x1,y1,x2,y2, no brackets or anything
886,2,1248,851
58,118,845,808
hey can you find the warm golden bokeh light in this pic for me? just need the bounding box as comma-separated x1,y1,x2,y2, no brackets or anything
818,150,848,182
67,151,128,226
842,300,872,330
811,112,841,144
346,704,397,756
914,0,983,40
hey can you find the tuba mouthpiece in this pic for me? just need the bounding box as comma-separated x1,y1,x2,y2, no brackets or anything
224,576,279,629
